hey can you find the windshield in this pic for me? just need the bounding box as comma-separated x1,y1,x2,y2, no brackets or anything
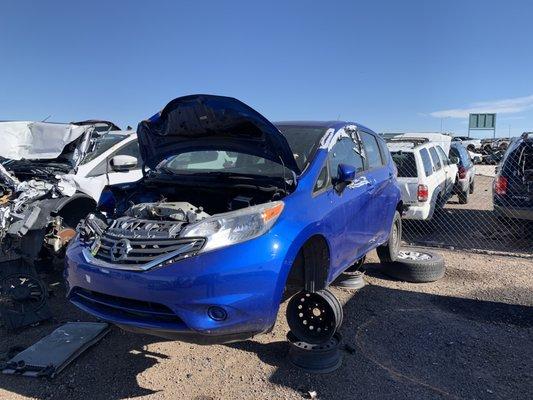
158,150,293,177
276,125,327,171
157,126,326,177
80,134,127,164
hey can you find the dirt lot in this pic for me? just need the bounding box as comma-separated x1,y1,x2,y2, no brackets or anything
0,249,531,400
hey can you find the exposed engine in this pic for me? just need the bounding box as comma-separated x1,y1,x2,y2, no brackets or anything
0,164,77,260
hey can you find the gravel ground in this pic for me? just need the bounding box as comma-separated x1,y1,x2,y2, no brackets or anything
0,249,532,400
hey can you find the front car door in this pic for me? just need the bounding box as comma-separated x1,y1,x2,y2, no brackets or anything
326,132,370,272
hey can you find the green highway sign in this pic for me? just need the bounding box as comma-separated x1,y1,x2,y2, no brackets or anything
469,113,496,129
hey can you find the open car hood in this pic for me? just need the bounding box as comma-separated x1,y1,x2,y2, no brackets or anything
0,121,92,164
137,95,301,174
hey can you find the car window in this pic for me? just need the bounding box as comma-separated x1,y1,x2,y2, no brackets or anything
314,164,330,193
328,137,364,180
115,140,141,160
460,146,472,167
86,139,140,177
80,134,127,165
419,148,433,177
429,147,441,171
276,125,328,171
436,146,449,166
359,131,383,169
376,136,390,165
391,151,416,177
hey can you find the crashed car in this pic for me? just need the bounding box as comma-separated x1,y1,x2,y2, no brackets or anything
65,94,402,344
0,121,140,329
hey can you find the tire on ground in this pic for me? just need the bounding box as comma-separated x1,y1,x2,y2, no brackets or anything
381,247,445,283
376,211,402,264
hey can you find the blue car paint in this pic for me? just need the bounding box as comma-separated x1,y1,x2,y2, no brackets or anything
65,120,401,344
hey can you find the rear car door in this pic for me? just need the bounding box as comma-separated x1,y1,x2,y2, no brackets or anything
437,145,456,192
429,146,447,198
358,130,392,244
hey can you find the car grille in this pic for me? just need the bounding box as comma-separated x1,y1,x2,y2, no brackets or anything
92,217,204,265
70,288,183,324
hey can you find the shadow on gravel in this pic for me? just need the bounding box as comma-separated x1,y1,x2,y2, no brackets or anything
233,261,533,400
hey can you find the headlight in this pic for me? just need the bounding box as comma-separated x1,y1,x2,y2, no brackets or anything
180,201,284,252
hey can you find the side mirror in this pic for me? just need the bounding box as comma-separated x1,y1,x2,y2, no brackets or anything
110,155,138,172
333,163,356,193
449,156,460,165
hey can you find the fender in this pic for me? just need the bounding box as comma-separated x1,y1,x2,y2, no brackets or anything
265,225,333,324
51,192,97,214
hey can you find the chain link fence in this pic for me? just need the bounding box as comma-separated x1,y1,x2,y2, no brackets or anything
385,133,533,256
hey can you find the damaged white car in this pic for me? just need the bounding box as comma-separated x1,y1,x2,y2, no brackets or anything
0,121,141,329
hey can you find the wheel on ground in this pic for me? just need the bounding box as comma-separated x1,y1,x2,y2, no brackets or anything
458,189,469,204
469,180,475,194
381,247,445,283
286,289,343,344
467,144,475,152
376,211,402,264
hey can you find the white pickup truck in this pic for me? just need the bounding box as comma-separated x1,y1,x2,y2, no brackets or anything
386,133,458,220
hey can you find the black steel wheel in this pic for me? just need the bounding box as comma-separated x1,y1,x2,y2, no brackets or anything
287,331,343,373
286,289,343,344
0,274,48,315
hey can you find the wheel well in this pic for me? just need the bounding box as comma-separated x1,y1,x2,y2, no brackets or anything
56,197,97,228
285,235,330,295
396,200,403,215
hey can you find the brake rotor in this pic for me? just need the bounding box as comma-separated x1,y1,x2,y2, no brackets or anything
286,289,343,344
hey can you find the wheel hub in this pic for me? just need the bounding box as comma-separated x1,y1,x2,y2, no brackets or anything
397,250,431,261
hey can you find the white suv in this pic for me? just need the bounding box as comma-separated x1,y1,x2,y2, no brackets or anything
387,134,458,220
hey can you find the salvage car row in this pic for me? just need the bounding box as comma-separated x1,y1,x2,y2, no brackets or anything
0,95,530,349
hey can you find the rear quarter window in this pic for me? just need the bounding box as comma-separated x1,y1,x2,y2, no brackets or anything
419,148,433,177
429,147,442,170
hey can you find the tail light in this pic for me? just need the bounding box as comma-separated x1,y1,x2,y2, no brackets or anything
494,176,507,195
417,184,429,202
458,166,467,179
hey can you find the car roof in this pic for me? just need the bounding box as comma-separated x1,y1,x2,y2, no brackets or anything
274,120,376,133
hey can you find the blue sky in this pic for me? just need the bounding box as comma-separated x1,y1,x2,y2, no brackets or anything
1,0,532,138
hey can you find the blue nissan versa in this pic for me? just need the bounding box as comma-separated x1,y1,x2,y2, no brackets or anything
65,95,402,344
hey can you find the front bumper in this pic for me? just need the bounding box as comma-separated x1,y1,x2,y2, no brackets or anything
65,233,289,344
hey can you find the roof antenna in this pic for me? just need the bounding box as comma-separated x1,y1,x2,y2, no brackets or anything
41,115,52,122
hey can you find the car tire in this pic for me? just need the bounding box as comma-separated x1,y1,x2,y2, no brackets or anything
376,211,401,264
458,189,469,204
467,144,475,152
469,180,475,194
382,248,445,283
